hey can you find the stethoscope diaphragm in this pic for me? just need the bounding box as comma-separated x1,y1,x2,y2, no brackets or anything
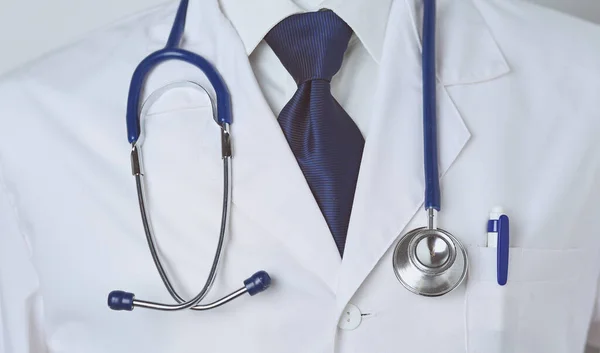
392,226,468,297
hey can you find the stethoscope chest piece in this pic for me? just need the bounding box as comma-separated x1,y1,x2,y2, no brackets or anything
392,227,468,297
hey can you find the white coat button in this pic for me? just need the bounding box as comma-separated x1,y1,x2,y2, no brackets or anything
337,304,362,330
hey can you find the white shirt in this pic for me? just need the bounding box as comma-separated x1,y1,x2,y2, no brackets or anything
219,0,392,136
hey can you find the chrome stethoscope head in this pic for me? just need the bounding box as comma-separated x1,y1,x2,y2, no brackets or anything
392,210,468,297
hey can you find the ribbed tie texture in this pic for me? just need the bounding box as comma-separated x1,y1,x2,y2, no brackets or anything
265,10,365,257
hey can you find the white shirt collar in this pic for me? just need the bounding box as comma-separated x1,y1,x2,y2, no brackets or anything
218,0,392,62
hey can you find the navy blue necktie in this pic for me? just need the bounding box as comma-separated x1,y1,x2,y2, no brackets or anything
265,10,365,256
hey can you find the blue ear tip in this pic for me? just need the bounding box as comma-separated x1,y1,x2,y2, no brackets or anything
108,291,135,311
244,271,271,296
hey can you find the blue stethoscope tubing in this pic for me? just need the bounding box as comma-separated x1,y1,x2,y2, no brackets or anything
422,0,440,212
108,0,271,312
391,0,468,297
126,0,232,144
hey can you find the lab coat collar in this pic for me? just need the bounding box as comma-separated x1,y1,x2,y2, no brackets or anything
217,0,392,62
406,0,510,85
175,0,511,84
157,0,511,85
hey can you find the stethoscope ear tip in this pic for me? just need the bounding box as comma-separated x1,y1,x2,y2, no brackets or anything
108,290,135,311
244,271,272,296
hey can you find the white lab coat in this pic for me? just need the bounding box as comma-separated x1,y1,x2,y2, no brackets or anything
0,0,599,352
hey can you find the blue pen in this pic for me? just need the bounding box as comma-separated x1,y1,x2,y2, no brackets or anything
487,208,510,286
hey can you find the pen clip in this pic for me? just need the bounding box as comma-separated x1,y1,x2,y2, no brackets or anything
497,215,510,286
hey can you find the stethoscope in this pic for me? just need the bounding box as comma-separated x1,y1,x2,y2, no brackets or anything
391,0,468,296
107,0,467,313
107,0,271,312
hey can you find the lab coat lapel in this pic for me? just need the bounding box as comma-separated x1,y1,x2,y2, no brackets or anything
228,59,343,293
335,0,510,312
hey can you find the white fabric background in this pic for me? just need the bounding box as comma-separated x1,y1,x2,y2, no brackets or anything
0,0,599,351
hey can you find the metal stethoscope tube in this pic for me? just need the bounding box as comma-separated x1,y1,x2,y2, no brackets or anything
130,128,233,312
133,287,249,311
118,141,255,311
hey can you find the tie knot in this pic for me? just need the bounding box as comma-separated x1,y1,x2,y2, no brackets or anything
265,10,353,84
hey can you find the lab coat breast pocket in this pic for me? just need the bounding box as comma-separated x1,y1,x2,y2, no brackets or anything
465,246,597,353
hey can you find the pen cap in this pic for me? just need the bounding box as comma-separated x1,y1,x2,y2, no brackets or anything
489,206,505,220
